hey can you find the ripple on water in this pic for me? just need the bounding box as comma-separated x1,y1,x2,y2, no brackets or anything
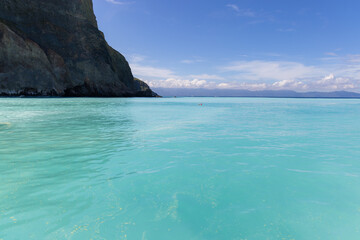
0,122,11,129
1,98,360,239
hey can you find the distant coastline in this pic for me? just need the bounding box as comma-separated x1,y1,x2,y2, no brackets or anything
153,88,360,98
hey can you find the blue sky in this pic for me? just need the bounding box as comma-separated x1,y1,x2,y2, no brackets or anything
94,0,360,92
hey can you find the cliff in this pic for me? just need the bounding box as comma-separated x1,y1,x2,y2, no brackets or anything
0,0,157,97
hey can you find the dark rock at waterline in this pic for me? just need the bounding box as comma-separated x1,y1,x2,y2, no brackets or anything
0,0,157,97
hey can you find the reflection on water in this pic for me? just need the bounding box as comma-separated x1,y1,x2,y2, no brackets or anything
0,98,360,239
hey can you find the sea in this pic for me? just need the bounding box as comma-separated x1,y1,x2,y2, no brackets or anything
0,97,360,240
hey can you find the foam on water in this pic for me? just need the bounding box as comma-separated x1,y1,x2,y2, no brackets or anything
1,97,360,239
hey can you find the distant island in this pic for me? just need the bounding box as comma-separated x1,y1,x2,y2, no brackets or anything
154,88,360,98
0,0,157,97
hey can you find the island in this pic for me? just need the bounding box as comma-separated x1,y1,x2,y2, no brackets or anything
0,0,158,97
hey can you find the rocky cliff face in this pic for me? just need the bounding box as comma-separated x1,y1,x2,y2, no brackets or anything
0,0,157,97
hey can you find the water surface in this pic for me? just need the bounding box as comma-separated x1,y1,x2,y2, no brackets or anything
1,97,360,239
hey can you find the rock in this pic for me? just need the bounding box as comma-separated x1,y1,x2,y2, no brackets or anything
134,78,160,97
0,0,157,97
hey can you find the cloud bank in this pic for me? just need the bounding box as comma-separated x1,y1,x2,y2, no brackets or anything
129,56,360,92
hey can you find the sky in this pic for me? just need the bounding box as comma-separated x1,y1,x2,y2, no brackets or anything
93,0,360,92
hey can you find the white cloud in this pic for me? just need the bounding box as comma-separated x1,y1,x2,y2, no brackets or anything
217,82,268,90
188,74,225,80
318,73,335,84
217,83,230,88
314,74,356,91
325,52,338,56
345,54,360,63
222,60,323,81
181,60,197,64
226,4,255,17
268,74,358,91
147,78,213,89
105,0,133,5
131,64,176,79
129,54,146,63
215,75,357,92
130,60,223,81
272,80,308,90
226,4,240,12
130,56,360,92
145,75,358,92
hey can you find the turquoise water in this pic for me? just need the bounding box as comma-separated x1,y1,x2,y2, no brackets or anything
1,97,360,240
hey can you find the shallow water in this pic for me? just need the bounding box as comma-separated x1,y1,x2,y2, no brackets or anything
1,97,360,240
